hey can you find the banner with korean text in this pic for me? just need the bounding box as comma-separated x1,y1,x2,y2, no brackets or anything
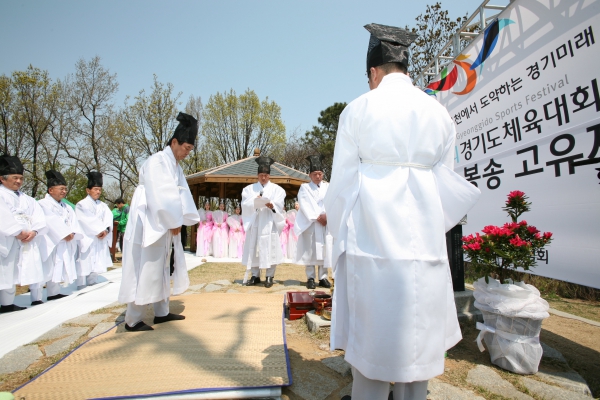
427,0,600,288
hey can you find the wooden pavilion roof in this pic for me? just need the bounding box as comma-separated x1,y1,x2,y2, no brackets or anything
186,153,310,200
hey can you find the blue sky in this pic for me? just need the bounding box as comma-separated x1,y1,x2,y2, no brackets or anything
0,0,505,136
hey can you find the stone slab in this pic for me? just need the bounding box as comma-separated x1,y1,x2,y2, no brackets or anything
521,377,592,400
283,279,302,287
188,283,206,291
339,382,352,399
466,365,533,400
548,308,600,327
322,355,351,377
65,313,112,326
226,289,240,293
454,289,476,313
536,370,592,396
0,345,43,374
31,326,88,343
44,332,86,357
210,279,231,286
204,283,223,293
110,306,127,314
88,322,118,338
289,368,339,400
541,342,568,364
305,310,331,333
428,378,486,400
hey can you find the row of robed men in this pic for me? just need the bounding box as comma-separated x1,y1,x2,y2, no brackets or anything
0,155,113,313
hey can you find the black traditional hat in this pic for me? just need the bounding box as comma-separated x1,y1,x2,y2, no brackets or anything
306,154,325,173
86,171,103,189
45,170,67,188
0,155,24,175
255,156,275,174
365,23,418,72
168,112,198,146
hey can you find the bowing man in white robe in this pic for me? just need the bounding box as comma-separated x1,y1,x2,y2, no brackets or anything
241,156,286,288
75,172,113,288
324,24,480,400
31,170,86,304
118,112,200,331
0,155,47,312
294,155,332,290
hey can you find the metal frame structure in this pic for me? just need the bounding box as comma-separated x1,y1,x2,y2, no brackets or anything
413,0,512,88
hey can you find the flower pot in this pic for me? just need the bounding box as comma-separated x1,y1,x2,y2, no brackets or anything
473,277,549,374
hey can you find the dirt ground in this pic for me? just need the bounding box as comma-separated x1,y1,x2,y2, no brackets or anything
4,261,599,399
188,262,600,399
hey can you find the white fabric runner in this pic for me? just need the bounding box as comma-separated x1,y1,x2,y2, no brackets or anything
0,252,204,359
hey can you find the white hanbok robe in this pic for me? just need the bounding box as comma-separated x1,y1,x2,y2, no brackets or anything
324,73,480,383
212,210,229,258
0,185,47,289
76,195,113,276
285,210,298,261
227,214,244,258
118,146,200,305
241,181,286,271
195,208,207,257
294,181,332,267
38,194,86,285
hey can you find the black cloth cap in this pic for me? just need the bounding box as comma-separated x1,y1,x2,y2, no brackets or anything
86,171,103,188
306,154,325,173
45,170,67,188
255,156,275,174
365,23,418,72
0,155,24,175
169,112,198,146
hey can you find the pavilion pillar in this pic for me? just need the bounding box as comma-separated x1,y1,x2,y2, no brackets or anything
190,184,199,253
219,182,226,199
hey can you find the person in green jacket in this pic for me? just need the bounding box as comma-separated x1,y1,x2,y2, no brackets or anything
112,198,129,252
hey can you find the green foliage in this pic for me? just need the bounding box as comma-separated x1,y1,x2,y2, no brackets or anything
302,102,347,179
202,88,286,165
463,191,553,283
406,2,470,84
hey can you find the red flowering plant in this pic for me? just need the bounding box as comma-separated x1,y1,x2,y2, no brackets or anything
463,191,553,283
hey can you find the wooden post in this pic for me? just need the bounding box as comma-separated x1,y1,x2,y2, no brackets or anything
190,184,199,253
110,220,119,262
219,182,226,199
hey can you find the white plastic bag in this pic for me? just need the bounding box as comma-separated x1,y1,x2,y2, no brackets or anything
473,277,549,374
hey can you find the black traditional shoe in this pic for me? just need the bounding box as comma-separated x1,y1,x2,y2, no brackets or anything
47,294,68,301
154,313,186,324
125,322,154,331
318,278,332,288
0,304,27,313
264,276,274,288
245,276,261,286
306,278,317,289
31,300,44,306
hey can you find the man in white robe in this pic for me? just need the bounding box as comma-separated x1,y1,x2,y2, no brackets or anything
241,156,286,288
294,155,332,289
0,155,47,312
75,172,113,289
325,24,480,400
118,112,200,331
31,170,86,304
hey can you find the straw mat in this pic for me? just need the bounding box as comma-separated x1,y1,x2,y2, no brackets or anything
15,293,290,400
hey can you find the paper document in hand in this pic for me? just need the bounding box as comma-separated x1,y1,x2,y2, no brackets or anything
254,197,270,209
